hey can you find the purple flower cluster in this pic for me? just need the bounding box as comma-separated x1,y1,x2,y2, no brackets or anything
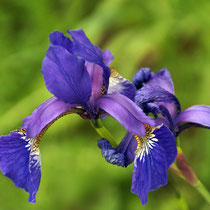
0,29,210,205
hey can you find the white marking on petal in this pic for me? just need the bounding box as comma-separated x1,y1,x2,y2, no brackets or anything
133,124,164,168
134,126,160,165
107,68,129,95
30,148,41,168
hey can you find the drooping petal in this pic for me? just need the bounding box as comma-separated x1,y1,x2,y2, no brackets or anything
29,148,41,202
175,105,210,128
22,97,77,139
67,29,111,87
153,125,177,168
146,68,175,94
0,130,41,203
132,143,167,205
135,85,181,117
96,94,155,136
131,125,177,205
49,31,73,52
98,138,126,167
41,45,92,106
108,68,136,101
132,68,152,90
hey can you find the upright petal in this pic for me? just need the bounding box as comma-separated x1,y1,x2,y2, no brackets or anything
108,68,136,101
22,97,77,139
49,31,73,52
102,49,114,66
85,50,114,104
68,29,111,87
175,105,210,128
146,68,175,94
85,62,104,104
131,125,177,205
96,94,155,136
41,45,92,105
0,130,41,203
132,68,152,90
68,29,103,64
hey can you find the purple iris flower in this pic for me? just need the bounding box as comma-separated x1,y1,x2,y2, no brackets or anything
134,68,210,137
98,68,182,205
98,124,177,205
0,29,154,203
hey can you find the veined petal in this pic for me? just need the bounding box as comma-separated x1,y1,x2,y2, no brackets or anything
67,29,103,64
96,94,155,136
41,45,92,105
175,105,210,128
0,130,41,203
135,85,181,117
146,68,175,94
22,97,77,139
131,125,177,205
86,62,104,104
49,31,73,52
108,68,136,101
67,29,111,87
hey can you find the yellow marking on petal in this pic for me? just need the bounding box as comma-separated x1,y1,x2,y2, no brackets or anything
16,128,26,135
33,108,86,149
134,135,144,154
17,108,86,151
110,67,120,77
133,124,159,154
108,67,128,95
101,85,106,96
101,67,120,96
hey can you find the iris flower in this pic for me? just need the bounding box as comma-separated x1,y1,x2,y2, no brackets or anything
0,30,154,203
98,68,182,205
99,67,210,205
98,123,177,205
133,68,210,137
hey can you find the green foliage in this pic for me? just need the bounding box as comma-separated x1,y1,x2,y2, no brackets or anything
0,0,210,209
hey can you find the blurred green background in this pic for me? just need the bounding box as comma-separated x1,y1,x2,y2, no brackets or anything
0,0,210,209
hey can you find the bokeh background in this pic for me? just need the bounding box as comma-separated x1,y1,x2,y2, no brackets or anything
0,0,210,209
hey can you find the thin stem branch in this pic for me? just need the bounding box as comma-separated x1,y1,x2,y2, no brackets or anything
169,181,189,210
170,158,210,205
90,119,118,148
192,181,210,205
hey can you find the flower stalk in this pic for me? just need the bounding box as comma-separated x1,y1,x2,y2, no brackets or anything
91,119,118,148
170,141,210,205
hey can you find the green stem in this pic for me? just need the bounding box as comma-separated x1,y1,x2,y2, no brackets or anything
170,158,210,205
176,137,182,153
192,181,210,205
170,181,189,210
90,119,118,148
